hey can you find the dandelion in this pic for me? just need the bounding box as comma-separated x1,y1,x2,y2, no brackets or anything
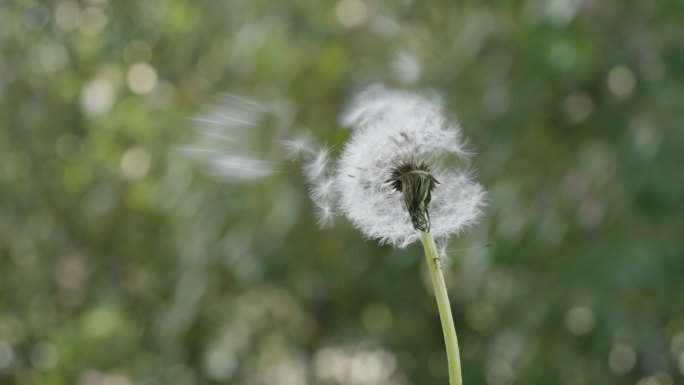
309,86,485,385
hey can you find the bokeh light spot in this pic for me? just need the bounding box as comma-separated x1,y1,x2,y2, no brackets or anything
0,341,14,370
205,348,238,381
636,375,669,385
79,6,108,36
607,66,636,99
486,358,515,385
315,345,396,384
54,1,81,31
120,146,152,180
127,63,158,95
80,76,115,116
102,373,133,385
565,306,595,335
56,256,90,291
653,372,674,385
544,0,580,27
608,343,636,375
78,370,103,385
39,43,70,72
335,0,368,28
671,332,684,357
563,90,594,124
30,342,58,370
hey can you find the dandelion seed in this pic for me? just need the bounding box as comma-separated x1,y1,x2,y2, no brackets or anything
281,133,316,160
304,146,332,183
183,93,295,183
218,92,268,112
436,238,449,261
314,202,335,229
285,137,337,228
391,50,422,84
208,154,277,181
310,177,335,202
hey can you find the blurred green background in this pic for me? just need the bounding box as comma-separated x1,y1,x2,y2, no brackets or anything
2,0,683,384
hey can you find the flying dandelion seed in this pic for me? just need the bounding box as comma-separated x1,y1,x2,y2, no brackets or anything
181,93,297,183
391,50,422,84
304,146,332,183
281,133,316,160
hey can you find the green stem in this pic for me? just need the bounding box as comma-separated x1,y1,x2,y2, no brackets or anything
420,231,463,385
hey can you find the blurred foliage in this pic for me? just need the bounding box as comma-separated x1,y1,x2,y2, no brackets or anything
1,0,684,385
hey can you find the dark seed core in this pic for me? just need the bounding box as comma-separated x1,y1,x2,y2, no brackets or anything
387,162,439,232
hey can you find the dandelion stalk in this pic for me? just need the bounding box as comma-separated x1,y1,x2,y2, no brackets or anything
420,230,462,385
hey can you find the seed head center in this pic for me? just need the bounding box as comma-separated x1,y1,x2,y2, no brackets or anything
388,162,439,232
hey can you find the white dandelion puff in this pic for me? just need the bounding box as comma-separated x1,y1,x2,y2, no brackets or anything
329,85,485,248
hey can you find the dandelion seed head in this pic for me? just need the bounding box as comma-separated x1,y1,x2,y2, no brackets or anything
334,86,485,247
